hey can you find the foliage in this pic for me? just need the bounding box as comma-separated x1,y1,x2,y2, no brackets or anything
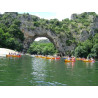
28,40,58,55
74,33,98,58
0,13,24,51
75,46,88,57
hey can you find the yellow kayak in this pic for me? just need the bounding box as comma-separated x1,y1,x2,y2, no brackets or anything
41,56,46,59
46,57,52,59
83,60,95,62
35,56,42,58
65,59,71,62
76,58,80,60
83,60,89,62
65,59,76,62
76,58,83,60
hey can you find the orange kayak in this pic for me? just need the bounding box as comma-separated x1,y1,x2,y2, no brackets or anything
6,55,21,58
12,55,21,57
6,55,12,57
51,57,55,59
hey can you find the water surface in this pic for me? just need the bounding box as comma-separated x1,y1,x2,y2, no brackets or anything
0,56,98,86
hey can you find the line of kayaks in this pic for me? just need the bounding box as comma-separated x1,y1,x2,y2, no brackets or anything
64,57,95,62
76,58,85,60
6,55,21,58
35,55,95,62
64,59,95,62
35,55,60,60
76,58,95,62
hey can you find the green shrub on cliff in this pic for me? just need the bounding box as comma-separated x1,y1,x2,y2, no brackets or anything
74,33,98,58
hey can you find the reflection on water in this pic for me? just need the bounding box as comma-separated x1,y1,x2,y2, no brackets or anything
85,62,95,69
65,62,75,69
0,56,98,86
31,58,47,81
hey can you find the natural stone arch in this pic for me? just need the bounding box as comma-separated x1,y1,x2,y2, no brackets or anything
21,27,67,56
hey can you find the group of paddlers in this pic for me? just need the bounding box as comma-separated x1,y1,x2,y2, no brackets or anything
63,56,95,62
6,52,21,57
9,52,21,56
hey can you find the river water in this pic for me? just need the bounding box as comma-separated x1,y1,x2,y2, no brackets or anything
0,55,98,86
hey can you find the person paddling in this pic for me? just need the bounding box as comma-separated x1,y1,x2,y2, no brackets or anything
90,57,95,62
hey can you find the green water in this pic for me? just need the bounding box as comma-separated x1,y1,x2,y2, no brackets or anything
0,56,98,86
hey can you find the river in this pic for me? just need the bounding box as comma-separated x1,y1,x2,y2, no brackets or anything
0,55,98,86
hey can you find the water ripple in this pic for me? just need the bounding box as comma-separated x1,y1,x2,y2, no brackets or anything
35,81,67,86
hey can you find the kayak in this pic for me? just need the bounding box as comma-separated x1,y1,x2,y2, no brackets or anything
55,57,60,59
12,55,21,57
65,59,75,62
46,57,60,60
76,58,82,60
83,60,95,62
46,57,52,59
6,55,21,57
65,60,71,62
51,57,55,59
6,55,12,57
63,58,67,59
41,56,46,59
38,56,42,58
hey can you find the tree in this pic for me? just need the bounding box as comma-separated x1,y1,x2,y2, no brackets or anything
91,43,98,58
75,46,87,57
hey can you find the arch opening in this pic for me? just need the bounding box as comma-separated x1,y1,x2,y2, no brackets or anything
27,37,58,55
